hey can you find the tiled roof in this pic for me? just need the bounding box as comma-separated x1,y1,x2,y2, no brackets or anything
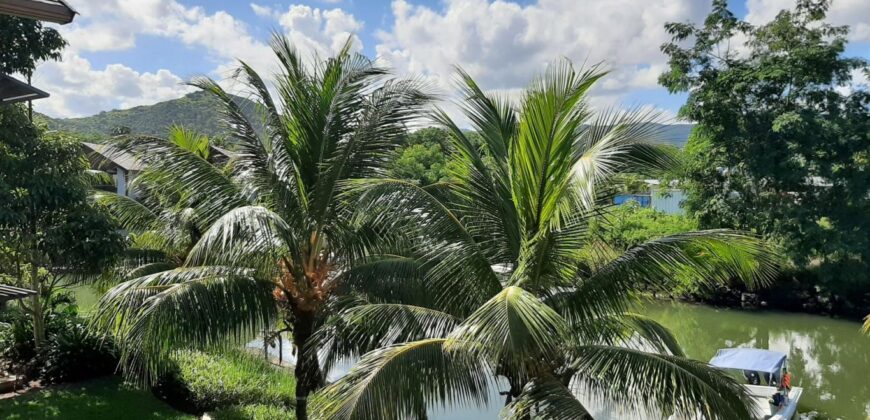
82,142,144,172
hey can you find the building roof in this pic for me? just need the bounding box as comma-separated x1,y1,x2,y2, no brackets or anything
0,74,49,104
0,0,77,24
82,142,144,172
709,348,787,375
0,284,37,303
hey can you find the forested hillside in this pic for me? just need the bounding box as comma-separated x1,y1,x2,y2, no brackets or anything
37,91,258,140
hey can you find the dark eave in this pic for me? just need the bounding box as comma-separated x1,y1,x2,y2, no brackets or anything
0,284,37,303
0,0,77,24
0,74,49,104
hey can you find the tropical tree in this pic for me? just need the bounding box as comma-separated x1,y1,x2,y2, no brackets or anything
313,62,779,419
0,106,124,348
91,125,222,282
91,36,431,419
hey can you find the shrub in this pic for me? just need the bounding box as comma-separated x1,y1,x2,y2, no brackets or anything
210,404,295,420
38,321,118,384
154,350,295,414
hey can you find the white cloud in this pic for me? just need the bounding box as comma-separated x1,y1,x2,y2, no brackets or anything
277,5,364,58
746,0,870,41
375,0,710,123
33,0,364,117
250,3,278,19
32,52,196,118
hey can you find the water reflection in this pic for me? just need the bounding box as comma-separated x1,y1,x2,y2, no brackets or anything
643,301,870,419
248,303,870,419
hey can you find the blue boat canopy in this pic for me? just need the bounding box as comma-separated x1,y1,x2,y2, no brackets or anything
709,348,786,375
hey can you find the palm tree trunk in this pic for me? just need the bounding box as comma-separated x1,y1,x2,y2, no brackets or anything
293,309,323,420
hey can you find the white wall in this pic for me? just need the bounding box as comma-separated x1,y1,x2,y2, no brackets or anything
651,187,686,215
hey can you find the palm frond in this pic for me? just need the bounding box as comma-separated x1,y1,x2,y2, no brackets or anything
92,191,160,233
91,266,276,384
313,303,461,375
569,345,753,420
314,339,492,420
445,286,569,379
503,377,593,420
552,231,779,325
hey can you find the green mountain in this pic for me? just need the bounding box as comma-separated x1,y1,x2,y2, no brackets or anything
37,91,258,141
37,91,695,148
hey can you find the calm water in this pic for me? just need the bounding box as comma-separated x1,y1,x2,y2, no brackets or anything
643,301,870,419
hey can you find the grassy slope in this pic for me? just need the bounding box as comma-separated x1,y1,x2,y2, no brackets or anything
0,377,193,420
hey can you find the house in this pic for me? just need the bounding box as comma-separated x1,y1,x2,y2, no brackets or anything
81,142,143,196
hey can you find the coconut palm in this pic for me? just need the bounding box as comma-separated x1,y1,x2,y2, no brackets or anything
91,36,431,419
91,125,220,281
313,62,779,419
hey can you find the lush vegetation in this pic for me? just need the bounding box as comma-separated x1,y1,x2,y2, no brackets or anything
37,91,260,142
91,35,430,420
660,0,870,317
0,377,192,419
0,105,124,349
0,15,65,77
313,63,777,419
154,350,295,414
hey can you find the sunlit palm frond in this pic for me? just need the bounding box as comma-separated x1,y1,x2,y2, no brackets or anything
503,377,593,420
92,266,276,384
570,345,753,420
445,286,569,379
314,339,493,420
552,230,779,325
313,303,461,375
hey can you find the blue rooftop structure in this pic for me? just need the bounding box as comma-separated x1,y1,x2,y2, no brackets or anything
709,348,787,375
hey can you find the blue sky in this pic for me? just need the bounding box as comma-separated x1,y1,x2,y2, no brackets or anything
32,0,869,120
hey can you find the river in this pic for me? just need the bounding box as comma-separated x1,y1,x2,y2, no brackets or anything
643,301,869,419
250,300,869,419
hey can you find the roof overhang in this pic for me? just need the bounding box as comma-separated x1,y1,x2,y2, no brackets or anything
0,284,37,303
0,0,77,24
0,74,49,104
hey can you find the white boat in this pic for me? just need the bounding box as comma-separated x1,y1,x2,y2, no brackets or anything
708,348,803,420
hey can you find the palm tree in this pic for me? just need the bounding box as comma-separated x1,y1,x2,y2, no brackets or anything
91,125,218,281
313,62,779,419
92,36,431,419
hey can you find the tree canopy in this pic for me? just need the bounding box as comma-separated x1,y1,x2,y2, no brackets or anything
0,15,66,76
660,0,870,314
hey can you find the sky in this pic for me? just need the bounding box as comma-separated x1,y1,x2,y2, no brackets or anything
30,0,870,121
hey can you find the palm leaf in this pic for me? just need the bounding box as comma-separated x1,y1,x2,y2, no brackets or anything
314,339,492,420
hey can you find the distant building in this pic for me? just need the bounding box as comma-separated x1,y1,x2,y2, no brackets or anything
81,142,142,196
613,180,686,215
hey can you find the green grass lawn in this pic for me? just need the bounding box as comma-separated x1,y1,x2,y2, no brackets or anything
0,377,194,419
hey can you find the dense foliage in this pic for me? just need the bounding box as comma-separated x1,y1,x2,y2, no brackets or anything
0,15,66,77
154,350,295,414
38,91,260,141
660,0,870,316
314,63,778,419
0,302,117,383
388,127,461,185
0,105,124,347
588,202,698,251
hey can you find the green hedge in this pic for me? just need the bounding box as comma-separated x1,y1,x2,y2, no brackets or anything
154,350,296,414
